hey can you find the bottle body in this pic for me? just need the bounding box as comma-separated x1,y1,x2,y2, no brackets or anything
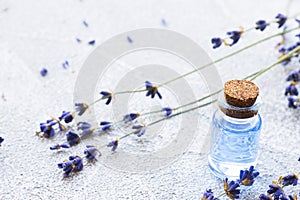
208,107,262,179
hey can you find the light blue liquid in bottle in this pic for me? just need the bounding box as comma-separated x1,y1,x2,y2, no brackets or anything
208,92,262,179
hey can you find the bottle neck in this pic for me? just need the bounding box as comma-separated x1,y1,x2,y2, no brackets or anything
217,93,262,119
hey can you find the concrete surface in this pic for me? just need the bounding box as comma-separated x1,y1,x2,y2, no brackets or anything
0,0,300,199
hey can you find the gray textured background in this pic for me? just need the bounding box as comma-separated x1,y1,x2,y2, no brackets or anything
0,0,300,199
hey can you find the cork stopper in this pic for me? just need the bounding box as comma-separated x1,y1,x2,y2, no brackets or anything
224,80,259,108
220,80,260,119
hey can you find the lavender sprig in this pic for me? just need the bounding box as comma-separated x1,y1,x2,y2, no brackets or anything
57,145,101,176
202,166,259,200
259,170,299,199
211,13,292,48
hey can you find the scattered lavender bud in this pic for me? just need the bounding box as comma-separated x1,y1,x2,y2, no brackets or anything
223,178,240,199
88,40,96,45
62,60,69,69
259,194,271,200
66,130,81,146
286,70,300,82
77,122,92,130
127,36,133,43
75,103,89,116
161,19,167,27
84,145,99,161
239,165,259,186
226,29,243,46
201,189,218,200
132,123,147,137
211,37,222,49
279,173,298,186
58,111,74,123
58,155,83,176
50,143,70,150
39,119,57,138
145,81,162,99
107,138,119,151
296,18,300,26
40,68,48,76
267,184,287,199
100,121,111,126
285,82,298,96
287,96,299,109
100,91,112,105
83,20,88,27
123,113,140,123
162,107,172,117
255,20,268,31
0,137,4,146
275,13,287,28
77,122,95,137
76,38,82,43
100,121,112,131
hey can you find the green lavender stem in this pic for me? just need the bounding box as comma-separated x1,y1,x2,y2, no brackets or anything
246,45,300,81
140,90,222,116
119,100,217,140
114,89,146,95
148,100,217,127
215,192,226,199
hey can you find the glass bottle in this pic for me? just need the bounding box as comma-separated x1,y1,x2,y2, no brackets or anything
208,83,262,179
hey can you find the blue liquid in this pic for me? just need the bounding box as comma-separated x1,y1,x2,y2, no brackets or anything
208,110,262,179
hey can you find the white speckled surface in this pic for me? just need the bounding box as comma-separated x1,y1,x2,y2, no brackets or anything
1,0,300,199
